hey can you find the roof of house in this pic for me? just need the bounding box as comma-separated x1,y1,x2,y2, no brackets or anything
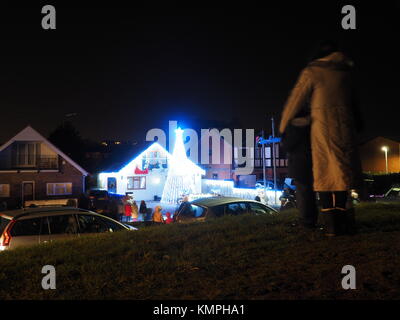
0,125,89,176
359,136,400,146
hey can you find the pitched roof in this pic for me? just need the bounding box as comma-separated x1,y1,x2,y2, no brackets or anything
359,136,400,146
0,125,88,176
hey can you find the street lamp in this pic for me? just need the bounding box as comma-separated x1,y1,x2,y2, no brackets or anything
381,146,389,174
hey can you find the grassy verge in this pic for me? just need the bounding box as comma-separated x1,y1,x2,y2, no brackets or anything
0,202,399,299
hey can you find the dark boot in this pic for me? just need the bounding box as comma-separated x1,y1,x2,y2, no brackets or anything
342,207,357,235
320,209,343,236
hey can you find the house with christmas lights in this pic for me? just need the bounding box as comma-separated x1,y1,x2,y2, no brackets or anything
98,129,205,203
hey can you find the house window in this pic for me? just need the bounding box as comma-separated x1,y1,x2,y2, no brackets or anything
265,147,271,159
47,183,72,196
0,184,10,197
127,176,146,190
16,143,37,166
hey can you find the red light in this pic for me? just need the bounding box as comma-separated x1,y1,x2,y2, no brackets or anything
1,220,16,247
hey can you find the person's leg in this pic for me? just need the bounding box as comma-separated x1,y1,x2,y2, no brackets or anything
319,191,348,236
319,192,336,236
333,191,356,235
295,182,318,228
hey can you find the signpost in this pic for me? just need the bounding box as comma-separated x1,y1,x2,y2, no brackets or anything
257,117,281,205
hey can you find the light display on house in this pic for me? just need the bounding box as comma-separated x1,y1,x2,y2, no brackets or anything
161,128,205,204
98,129,205,202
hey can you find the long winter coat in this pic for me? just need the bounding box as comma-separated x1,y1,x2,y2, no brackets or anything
279,52,363,192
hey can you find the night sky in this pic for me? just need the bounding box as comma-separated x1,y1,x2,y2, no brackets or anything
1,2,399,143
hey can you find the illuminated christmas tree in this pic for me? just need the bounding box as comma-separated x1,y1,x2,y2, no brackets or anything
161,128,205,204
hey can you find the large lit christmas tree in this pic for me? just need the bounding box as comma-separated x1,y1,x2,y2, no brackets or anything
161,128,205,204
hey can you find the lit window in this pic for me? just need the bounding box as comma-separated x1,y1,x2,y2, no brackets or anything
14,143,37,166
127,176,146,190
0,184,10,197
265,147,271,158
47,183,73,196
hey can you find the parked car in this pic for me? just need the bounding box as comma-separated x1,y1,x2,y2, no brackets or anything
255,180,275,189
374,186,400,203
174,197,278,223
87,189,123,214
0,206,137,251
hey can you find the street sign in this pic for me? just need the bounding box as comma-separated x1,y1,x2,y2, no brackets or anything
257,136,281,145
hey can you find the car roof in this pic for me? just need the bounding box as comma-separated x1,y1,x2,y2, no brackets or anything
0,206,93,220
191,196,276,210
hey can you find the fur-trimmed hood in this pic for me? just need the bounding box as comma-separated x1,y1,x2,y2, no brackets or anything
308,51,354,71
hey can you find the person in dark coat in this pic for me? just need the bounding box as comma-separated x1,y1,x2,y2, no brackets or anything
139,200,148,221
281,110,318,229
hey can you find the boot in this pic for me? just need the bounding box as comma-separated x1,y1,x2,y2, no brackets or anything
342,207,357,235
320,209,343,237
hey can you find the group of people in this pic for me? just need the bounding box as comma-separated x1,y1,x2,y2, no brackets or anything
279,41,363,236
114,196,174,225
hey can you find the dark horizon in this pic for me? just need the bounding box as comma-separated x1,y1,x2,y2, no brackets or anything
1,3,399,143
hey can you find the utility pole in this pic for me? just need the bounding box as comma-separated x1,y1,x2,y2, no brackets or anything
271,117,277,189
256,121,281,206
271,117,277,204
261,129,266,195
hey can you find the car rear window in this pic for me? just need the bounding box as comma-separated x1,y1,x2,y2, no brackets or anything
10,218,42,237
179,204,205,219
248,202,274,215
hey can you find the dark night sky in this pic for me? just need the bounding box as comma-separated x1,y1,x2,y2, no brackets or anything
0,2,399,143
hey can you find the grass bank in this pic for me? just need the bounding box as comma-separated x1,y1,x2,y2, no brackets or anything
0,202,399,299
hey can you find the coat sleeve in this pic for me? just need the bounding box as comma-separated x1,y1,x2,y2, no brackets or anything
279,68,313,134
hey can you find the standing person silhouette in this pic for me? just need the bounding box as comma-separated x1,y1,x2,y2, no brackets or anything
280,41,363,236
139,200,148,221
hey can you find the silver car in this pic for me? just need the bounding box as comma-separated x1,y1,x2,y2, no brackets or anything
0,207,137,251
174,197,278,223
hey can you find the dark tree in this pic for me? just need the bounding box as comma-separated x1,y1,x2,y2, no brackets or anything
48,121,86,164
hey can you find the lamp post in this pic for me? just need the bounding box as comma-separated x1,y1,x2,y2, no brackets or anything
382,146,389,174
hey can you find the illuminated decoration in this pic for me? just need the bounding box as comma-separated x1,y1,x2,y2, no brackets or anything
153,177,161,184
98,142,172,198
98,131,204,202
161,128,205,204
134,166,149,175
201,179,282,206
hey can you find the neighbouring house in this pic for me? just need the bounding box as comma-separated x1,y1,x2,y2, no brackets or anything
201,132,288,187
359,136,400,173
0,126,88,209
